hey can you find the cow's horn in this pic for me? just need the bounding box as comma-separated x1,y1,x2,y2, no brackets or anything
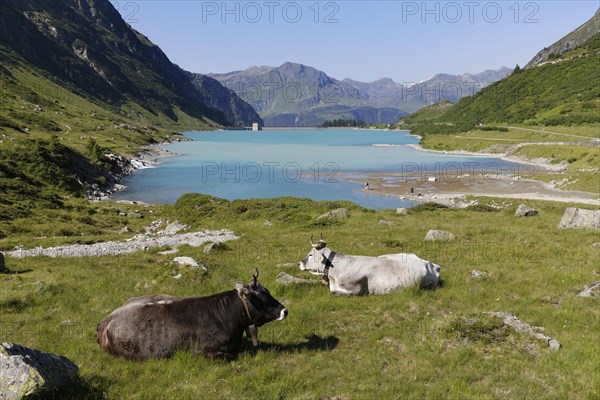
251,268,258,287
310,235,316,247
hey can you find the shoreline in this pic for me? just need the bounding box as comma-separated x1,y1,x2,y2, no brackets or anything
87,144,179,202
403,143,568,172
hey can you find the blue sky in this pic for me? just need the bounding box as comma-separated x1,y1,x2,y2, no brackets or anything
112,0,599,82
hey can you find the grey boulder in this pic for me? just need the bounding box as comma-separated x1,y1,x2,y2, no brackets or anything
424,230,456,242
515,204,538,217
158,221,188,235
276,272,318,286
578,281,600,298
317,208,349,220
0,342,79,399
558,208,600,230
203,242,230,253
172,256,207,271
395,208,408,216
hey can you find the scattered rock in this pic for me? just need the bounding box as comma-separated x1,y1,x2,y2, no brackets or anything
577,281,600,298
127,212,142,219
276,263,298,269
172,256,207,271
135,280,157,291
263,220,273,227
487,312,561,351
558,208,600,230
592,242,600,247
276,272,317,286
515,204,538,217
18,281,45,290
379,220,395,227
158,221,188,235
144,219,165,234
0,342,79,400
470,269,489,279
395,207,408,216
380,337,406,352
172,273,182,280
203,242,230,253
424,230,456,242
119,226,133,234
316,208,349,220
6,230,237,258
157,249,178,255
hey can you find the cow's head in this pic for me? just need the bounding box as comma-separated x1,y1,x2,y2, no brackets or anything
299,235,329,275
234,269,287,326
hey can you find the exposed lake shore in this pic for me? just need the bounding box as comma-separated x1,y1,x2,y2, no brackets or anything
87,145,180,202
346,172,599,207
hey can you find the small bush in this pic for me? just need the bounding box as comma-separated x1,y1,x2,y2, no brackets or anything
464,204,499,212
446,315,510,345
77,216,95,225
381,240,405,248
409,202,450,213
309,218,344,228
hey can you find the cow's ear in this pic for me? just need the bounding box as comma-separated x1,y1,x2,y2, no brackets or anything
234,281,249,296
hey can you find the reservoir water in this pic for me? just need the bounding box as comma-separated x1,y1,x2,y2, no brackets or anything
113,129,519,209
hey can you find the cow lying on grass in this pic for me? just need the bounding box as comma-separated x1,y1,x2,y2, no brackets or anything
97,269,287,360
299,236,441,295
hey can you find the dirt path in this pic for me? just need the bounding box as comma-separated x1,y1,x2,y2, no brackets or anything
506,126,599,140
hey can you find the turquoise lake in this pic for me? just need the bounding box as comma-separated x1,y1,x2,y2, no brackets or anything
113,129,519,209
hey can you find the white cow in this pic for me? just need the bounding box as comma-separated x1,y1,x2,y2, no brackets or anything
299,237,441,295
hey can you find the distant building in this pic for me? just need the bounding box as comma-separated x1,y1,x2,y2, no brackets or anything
252,123,260,131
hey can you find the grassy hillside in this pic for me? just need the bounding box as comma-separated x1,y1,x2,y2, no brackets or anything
0,45,221,220
401,33,600,137
399,100,454,124
1,195,598,399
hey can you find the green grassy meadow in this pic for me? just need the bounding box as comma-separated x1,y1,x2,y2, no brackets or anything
1,195,599,399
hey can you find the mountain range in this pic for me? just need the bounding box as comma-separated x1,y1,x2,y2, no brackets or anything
209,64,511,127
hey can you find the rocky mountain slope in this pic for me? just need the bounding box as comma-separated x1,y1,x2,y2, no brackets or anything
0,0,262,128
526,8,600,68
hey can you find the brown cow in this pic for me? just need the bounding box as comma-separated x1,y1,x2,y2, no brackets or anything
97,270,287,360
